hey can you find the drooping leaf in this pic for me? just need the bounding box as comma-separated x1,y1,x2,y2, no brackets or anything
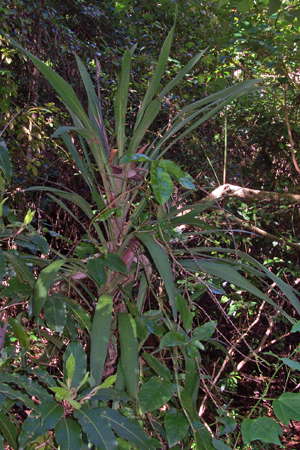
138,376,176,413
137,232,177,318
90,295,113,387
180,258,294,321
273,392,300,424
55,418,82,450
0,373,52,402
164,409,190,447
74,407,117,449
11,40,89,126
241,417,282,446
33,259,65,316
99,408,152,449
119,313,139,399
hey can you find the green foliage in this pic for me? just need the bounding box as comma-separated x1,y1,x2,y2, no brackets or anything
1,9,300,447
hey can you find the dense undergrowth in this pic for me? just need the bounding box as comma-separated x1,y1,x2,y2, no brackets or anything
1,1,300,449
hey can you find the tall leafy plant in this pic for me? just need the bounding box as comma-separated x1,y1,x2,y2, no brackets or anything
5,30,300,449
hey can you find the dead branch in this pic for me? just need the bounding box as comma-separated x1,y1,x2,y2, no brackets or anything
200,183,300,204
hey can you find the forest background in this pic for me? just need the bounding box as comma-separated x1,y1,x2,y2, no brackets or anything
0,0,300,449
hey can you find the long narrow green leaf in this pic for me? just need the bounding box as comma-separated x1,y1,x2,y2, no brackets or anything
11,39,89,126
75,55,110,156
0,373,52,402
99,408,153,449
142,352,172,381
0,383,36,410
128,98,161,155
26,186,94,219
90,295,113,387
180,79,260,115
152,80,260,159
0,140,12,182
159,49,207,98
180,258,294,322
137,232,177,318
0,414,18,449
114,46,135,156
74,407,117,449
119,313,139,399
134,27,175,131
33,259,65,317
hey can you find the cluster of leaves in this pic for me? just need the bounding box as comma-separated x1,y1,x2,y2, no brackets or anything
0,23,299,449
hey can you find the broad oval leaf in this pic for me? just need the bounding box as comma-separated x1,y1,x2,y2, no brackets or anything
150,164,173,205
87,258,106,286
192,321,217,342
138,376,176,413
160,331,189,348
241,417,282,446
273,392,300,424
280,357,300,371
164,409,189,447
